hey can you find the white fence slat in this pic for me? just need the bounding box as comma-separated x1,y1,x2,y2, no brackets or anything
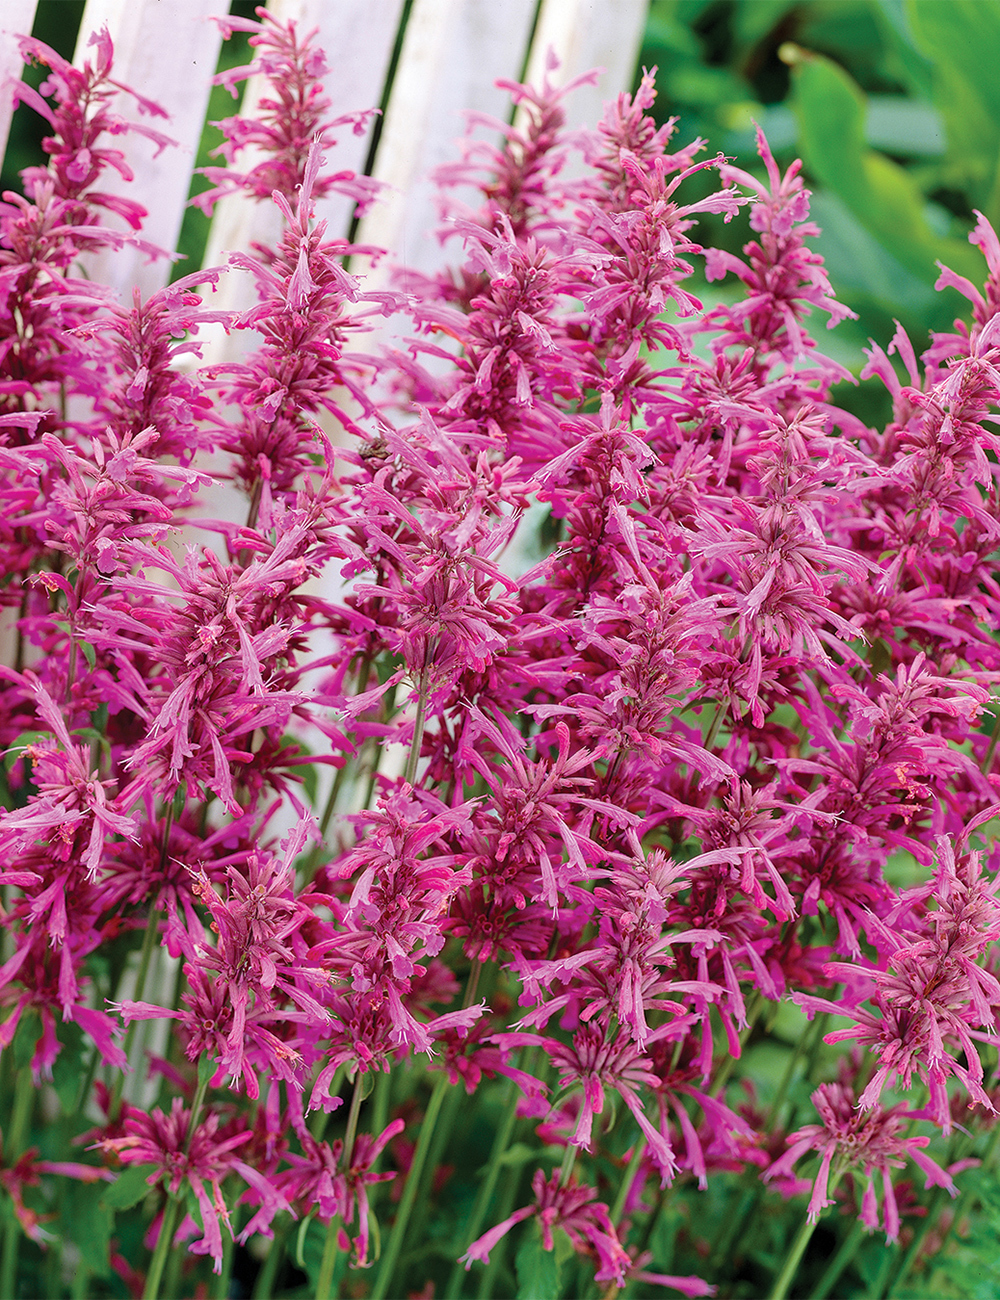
73,0,228,302
523,0,648,131
351,0,460,279
199,0,404,359
355,0,538,284
310,0,407,240
0,0,41,163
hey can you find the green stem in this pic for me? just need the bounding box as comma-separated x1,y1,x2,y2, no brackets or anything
710,991,766,1099
185,1077,210,1154
763,1038,807,1132
558,1139,578,1188
463,960,482,1009
704,700,729,750
781,1012,830,1136
142,1195,181,1300
45,1231,64,1300
444,1076,521,1300
0,1216,19,1300
159,804,174,874
403,681,427,787
246,476,263,532
475,1152,523,1300
889,1124,1000,1297
370,1072,450,1300
315,1215,342,1300
162,1229,186,1300
768,1209,819,1300
609,1140,646,1227
163,1092,216,1300
362,1068,393,1226
0,1067,35,1300
73,1042,103,1117
866,1242,896,1300
982,705,1000,775
711,1182,762,1279
9,1067,35,1159
814,1217,865,1299
885,1188,945,1298
111,900,161,1116
371,1068,390,1146
215,1216,236,1300
251,1224,287,1300
300,766,348,886
343,1071,367,1167
406,1077,465,1261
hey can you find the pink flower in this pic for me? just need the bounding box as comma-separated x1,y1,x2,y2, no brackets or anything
462,1168,630,1286
764,1080,956,1241
96,1100,288,1272
197,10,379,213
795,836,1000,1126
245,1113,404,1265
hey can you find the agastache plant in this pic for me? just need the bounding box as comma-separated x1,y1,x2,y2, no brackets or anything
0,10,999,1300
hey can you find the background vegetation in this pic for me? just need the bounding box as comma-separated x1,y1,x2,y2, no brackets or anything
640,0,1000,425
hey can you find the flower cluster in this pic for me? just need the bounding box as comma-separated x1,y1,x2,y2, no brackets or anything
1,10,999,1300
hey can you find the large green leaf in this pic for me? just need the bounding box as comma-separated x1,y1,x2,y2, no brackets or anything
65,1182,113,1277
791,50,983,285
873,0,934,99
515,1232,562,1300
100,1164,157,1212
907,0,1000,221
51,1021,86,1113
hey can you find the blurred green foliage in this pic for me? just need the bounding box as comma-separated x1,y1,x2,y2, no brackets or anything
639,0,1000,378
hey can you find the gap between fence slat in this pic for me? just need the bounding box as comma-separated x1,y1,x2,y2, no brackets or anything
0,0,41,163
354,0,539,288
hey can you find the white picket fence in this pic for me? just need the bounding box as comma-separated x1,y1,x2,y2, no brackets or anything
0,0,649,315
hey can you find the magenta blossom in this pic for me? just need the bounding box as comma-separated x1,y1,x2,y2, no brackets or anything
462,1168,631,1286
764,1080,956,1241
96,1100,289,1272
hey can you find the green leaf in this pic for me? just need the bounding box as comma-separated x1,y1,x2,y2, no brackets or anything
791,50,983,286
71,727,103,746
551,1226,575,1268
280,733,318,803
52,1020,86,1113
497,1142,536,1168
65,1181,113,1277
733,0,790,47
197,1053,215,1087
299,1216,347,1292
101,1164,157,1212
4,732,46,773
874,0,934,99
865,96,944,157
79,640,97,672
907,0,1000,219
650,1206,681,1269
295,1211,316,1268
171,781,188,819
805,191,950,334
12,1010,38,1069
516,1232,562,1300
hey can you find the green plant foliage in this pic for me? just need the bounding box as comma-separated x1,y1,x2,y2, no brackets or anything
515,1227,573,1300
640,0,1000,395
